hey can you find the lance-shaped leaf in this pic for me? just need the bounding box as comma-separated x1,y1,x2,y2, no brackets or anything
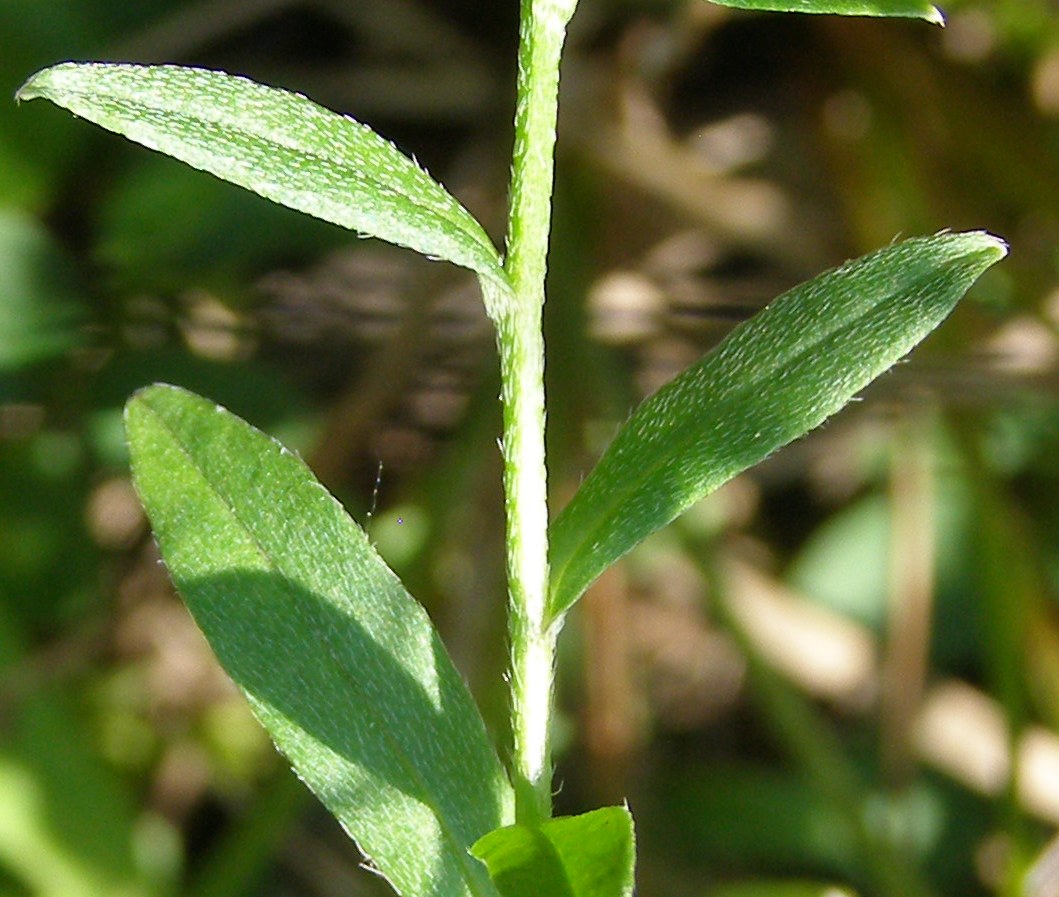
17,63,507,288
704,0,943,23
125,384,512,897
471,807,635,897
549,232,1006,619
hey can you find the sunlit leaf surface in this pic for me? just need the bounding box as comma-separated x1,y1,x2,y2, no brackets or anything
704,0,943,23
18,63,507,286
126,384,512,897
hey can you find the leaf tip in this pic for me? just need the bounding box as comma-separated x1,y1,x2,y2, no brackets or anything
124,382,182,431
941,228,1008,264
925,4,945,25
15,71,45,105
964,230,1009,264
16,62,75,102
985,232,1009,258
126,380,167,405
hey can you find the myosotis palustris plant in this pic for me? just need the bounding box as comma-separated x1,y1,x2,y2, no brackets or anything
18,0,1005,893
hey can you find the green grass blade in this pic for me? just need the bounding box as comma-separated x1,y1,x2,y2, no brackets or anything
471,807,635,897
548,231,1006,620
18,63,507,286
704,0,943,23
125,384,513,897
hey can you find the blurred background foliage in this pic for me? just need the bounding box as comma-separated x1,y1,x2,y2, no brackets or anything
3,0,1059,895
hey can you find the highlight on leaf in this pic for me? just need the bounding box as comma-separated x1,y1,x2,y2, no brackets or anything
17,62,508,290
704,0,943,23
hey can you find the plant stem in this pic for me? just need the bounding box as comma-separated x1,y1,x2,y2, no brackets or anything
500,0,576,825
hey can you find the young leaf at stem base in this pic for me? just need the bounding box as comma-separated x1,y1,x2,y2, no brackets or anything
126,384,512,897
471,806,635,897
548,231,1006,621
17,63,508,291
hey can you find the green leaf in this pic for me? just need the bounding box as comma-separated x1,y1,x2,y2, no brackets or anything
471,807,635,897
18,63,507,286
125,384,513,897
548,231,1006,619
704,0,943,23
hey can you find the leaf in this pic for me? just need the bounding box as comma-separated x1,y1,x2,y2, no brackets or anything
125,384,513,897
703,0,943,24
18,63,507,287
548,231,1006,619
471,807,635,897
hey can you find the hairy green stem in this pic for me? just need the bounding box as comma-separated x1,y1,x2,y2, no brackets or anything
500,0,576,825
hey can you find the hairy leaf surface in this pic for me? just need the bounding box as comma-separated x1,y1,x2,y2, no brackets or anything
126,384,512,897
549,232,1006,619
18,63,506,286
